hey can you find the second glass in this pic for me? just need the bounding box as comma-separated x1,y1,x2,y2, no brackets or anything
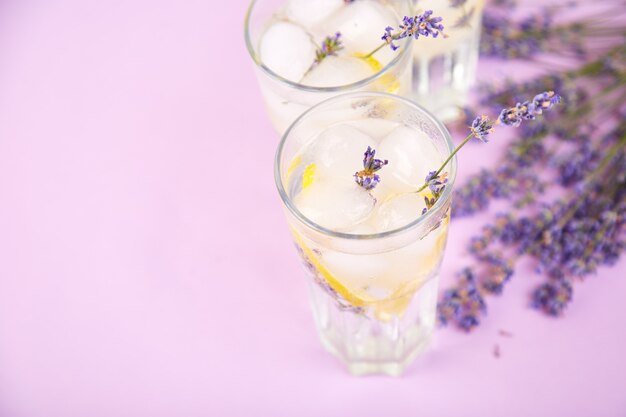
245,0,414,134
410,0,485,120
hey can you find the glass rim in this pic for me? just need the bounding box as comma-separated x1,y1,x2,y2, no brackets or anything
274,91,458,241
243,0,413,93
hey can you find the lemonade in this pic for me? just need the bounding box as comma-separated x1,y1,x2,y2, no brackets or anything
245,0,414,133
275,92,456,375
410,0,485,120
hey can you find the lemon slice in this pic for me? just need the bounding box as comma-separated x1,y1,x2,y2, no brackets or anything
302,163,316,189
287,157,372,307
355,53,401,94
290,226,445,320
285,155,302,189
290,229,374,307
374,279,422,321
286,161,449,320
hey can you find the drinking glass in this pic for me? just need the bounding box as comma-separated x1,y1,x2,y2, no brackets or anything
274,92,456,375
411,0,485,120
245,0,414,134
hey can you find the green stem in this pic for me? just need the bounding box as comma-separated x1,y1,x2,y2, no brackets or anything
363,31,406,59
415,131,477,193
363,42,388,59
573,44,626,77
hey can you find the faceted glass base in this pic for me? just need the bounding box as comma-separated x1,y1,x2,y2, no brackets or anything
307,275,440,376
319,332,432,376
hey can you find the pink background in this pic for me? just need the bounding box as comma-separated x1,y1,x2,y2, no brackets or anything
1,1,625,416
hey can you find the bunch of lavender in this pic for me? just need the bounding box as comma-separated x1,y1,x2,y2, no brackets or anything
437,7,626,331
454,46,625,217
441,130,625,328
481,5,626,60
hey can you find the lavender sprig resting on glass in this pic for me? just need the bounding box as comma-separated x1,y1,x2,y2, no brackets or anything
369,11,445,58
311,10,446,70
415,91,561,213
352,91,561,197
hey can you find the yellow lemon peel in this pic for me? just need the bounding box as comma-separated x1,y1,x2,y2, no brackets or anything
302,163,316,189
355,53,401,94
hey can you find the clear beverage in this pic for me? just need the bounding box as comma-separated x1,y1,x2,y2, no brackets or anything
411,0,485,120
245,0,414,134
275,92,456,375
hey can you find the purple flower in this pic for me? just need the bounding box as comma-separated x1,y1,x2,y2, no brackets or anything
498,107,523,127
398,15,417,38
422,171,448,214
555,143,598,186
516,101,536,120
498,91,560,127
426,171,448,195
479,252,514,294
437,268,486,331
459,315,480,331
480,11,553,59
314,32,343,65
531,91,561,114
354,146,388,190
381,11,445,52
531,279,573,316
363,146,387,171
415,10,445,38
381,26,399,51
470,115,495,142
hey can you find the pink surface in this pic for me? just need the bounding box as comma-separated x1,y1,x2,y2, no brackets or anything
0,1,625,416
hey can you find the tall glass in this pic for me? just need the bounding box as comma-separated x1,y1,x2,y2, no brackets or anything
411,0,485,121
275,92,456,376
245,0,414,134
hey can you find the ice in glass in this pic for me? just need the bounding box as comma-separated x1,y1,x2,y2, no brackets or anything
275,92,456,375
245,0,414,133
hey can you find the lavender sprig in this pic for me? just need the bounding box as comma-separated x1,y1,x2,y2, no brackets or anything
416,92,561,211
304,32,344,76
440,131,626,331
306,11,445,75
364,11,445,59
354,146,388,190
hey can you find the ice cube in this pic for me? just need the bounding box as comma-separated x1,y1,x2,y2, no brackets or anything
343,222,376,235
294,178,376,230
260,21,316,82
369,178,396,205
307,123,377,180
301,55,373,87
322,249,389,283
284,0,344,28
369,192,427,233
345,118,398,141
317,0,400,66
377,126,442,193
